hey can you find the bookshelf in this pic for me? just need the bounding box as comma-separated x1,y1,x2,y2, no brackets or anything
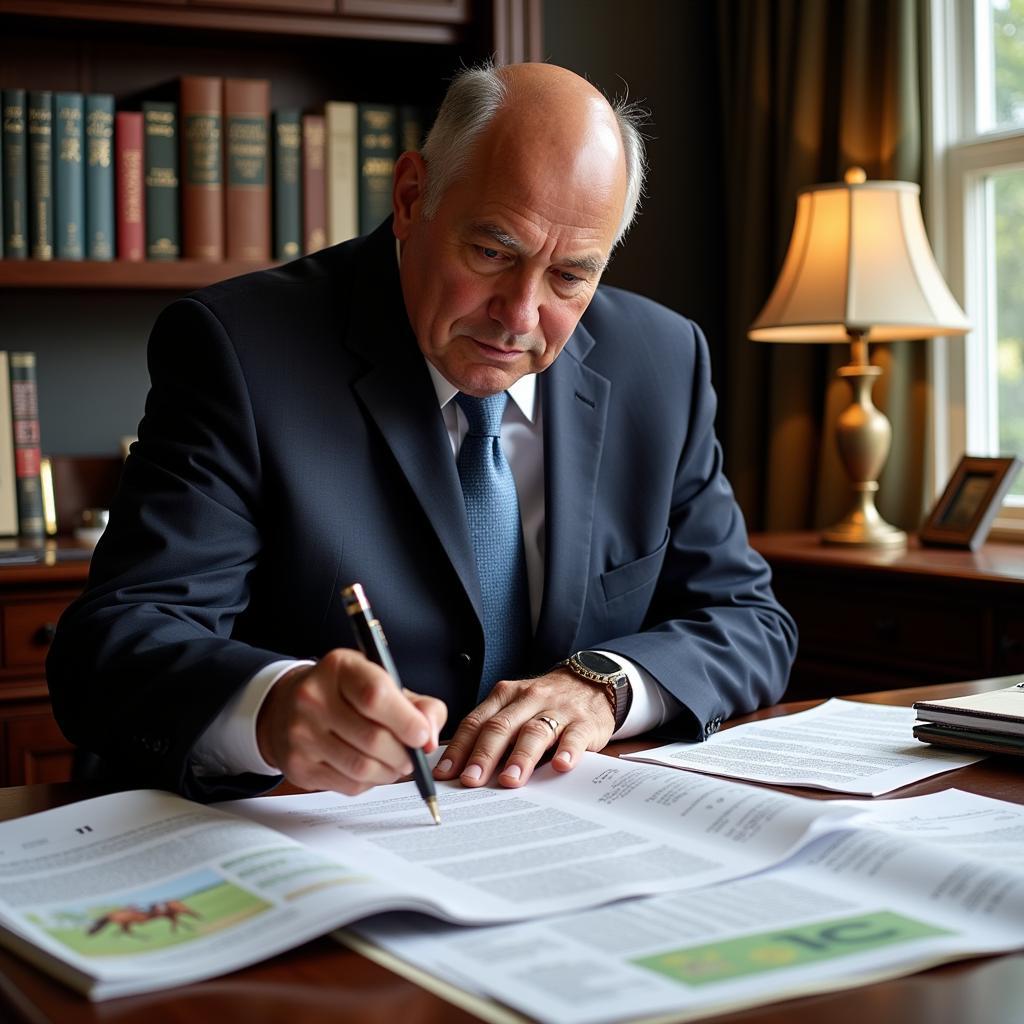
0,0,543,787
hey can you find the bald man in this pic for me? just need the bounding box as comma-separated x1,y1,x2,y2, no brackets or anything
47,63,797,802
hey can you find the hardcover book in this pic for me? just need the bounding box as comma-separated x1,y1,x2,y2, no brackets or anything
115,112,145,261
272,109,301,260
224,78,270,261
142,100,179,260
914,683,1024,738
398,103,424,154
0,353,20,537
27,90,53,260
180,76,223,261
301,112,326,254
325,100,357,246
1,89,27,259
54,92,85,260
357,103,396,235
9,351,44,539
85,95,115,261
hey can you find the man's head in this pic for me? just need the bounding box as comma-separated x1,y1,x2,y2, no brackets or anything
393,62,647,397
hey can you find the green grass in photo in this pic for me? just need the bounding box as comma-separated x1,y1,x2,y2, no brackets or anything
32,881,272,958
634,911,954,987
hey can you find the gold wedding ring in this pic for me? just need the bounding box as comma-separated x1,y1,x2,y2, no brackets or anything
536,715,559,735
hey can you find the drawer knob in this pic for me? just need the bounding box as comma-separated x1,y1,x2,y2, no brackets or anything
34,622,57,646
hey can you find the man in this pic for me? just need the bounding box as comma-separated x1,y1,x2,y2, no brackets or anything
47,62,797,802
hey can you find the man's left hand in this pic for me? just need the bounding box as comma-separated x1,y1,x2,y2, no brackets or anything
432,670,616,787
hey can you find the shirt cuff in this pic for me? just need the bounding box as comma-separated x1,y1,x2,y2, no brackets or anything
593,650,683,739
191,659,316,777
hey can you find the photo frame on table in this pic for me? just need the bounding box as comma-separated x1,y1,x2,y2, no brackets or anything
919,454,1022,551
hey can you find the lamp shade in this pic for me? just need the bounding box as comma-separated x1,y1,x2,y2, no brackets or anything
748,170,970,343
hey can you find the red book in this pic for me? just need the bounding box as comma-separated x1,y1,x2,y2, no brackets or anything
115,111,145,261
302,113,326,254
223,78,270,261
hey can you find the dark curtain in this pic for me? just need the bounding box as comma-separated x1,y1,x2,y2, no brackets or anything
716,0,928,532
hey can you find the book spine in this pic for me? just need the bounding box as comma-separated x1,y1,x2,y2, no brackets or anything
143,100,179,260
224,78,270,261
2,90,28,259
180,75,223,261
273,109,301,260
54,91,85,260
324,101,357,246
85,94,115,261
115,112,145,261
28,91,53,260
301,113,326,254
357,104,396,235
9,352,44,539
0,352,18,536
398,104,424,154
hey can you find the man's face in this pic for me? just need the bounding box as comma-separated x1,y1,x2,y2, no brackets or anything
394,112,627,397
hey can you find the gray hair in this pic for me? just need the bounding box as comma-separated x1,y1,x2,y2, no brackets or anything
419,62,648,247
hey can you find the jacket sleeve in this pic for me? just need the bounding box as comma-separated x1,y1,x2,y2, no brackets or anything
46,296,285,800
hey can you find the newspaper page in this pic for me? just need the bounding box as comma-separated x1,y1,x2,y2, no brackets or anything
623,699,983,795
350,788,1024,1024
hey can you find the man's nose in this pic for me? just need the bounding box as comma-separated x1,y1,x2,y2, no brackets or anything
488,271,541,337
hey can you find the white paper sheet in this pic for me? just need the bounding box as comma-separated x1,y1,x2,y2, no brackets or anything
622,699,984,795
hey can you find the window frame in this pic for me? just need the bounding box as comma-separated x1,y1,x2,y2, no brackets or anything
927,0,1024,536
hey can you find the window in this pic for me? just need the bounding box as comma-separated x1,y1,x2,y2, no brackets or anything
929,0,1024,530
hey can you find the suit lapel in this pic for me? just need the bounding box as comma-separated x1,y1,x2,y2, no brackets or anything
533,324,610,664
344,225,482,621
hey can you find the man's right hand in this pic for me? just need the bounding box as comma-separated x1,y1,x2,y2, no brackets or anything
255,649,447,795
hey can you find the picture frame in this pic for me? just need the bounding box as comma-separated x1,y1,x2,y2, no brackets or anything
919,455,1022,551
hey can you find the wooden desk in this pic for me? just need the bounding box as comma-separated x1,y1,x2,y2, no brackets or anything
750,531,1024,700
1,676,1022,1024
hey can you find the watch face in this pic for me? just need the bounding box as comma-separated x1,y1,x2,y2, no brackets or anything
577,651,621,675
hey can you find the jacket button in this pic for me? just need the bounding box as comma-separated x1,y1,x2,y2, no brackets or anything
457,652,473,668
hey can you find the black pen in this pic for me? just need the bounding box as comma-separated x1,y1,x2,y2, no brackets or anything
341,583,441,826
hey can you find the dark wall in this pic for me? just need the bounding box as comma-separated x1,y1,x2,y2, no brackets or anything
542,0,726,360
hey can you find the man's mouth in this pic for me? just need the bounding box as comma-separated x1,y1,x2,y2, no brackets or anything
470,338,527,363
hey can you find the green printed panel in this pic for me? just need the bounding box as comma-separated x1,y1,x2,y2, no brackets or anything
634,911,953,988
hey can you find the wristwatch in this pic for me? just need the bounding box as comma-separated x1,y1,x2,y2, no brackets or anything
560,651,632,731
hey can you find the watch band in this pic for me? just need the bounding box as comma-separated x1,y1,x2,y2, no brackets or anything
561,651,633,731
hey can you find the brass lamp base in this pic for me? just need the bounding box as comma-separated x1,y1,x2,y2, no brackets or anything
822,483,907,547
822,332,907,549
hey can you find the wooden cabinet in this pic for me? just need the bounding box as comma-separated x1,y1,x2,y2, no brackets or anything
0,553,90,786
751,532,1024,700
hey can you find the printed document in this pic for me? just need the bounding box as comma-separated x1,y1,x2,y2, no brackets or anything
623,699,983,795
351,788,1024,1024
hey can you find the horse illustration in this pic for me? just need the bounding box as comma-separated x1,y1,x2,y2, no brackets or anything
86,899,202,938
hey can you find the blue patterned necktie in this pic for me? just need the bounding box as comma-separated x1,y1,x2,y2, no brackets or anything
455,391,531,698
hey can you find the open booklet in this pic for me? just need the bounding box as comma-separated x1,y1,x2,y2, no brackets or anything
349,787,1024,1024
0,751,873,1000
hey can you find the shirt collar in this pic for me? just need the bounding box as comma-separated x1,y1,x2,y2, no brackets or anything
424,359,537,423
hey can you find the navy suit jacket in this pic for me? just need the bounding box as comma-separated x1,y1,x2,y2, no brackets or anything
47,220,797,800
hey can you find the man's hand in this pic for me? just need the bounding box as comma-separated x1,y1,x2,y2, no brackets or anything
433,669,615,788
256,649,448,795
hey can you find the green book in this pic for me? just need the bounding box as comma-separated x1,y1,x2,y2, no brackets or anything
273,109,301,260
2,89,28,259
142,100,179,260
85,94,115,261
27,90,53,260
398,104,424,153
357,103,396,235
54,91,85,260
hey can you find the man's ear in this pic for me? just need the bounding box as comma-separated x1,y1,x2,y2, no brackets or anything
392,151,427,241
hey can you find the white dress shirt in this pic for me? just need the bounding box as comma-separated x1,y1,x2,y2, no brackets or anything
193,361,680,777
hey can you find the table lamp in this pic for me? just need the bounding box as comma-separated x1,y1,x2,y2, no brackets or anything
748,168,970,548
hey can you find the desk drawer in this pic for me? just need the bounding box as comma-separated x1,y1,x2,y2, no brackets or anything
779,584,988,673
2,601,65,669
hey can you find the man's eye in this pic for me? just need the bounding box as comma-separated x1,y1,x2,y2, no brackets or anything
560,272,581,283
478,247,502,260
